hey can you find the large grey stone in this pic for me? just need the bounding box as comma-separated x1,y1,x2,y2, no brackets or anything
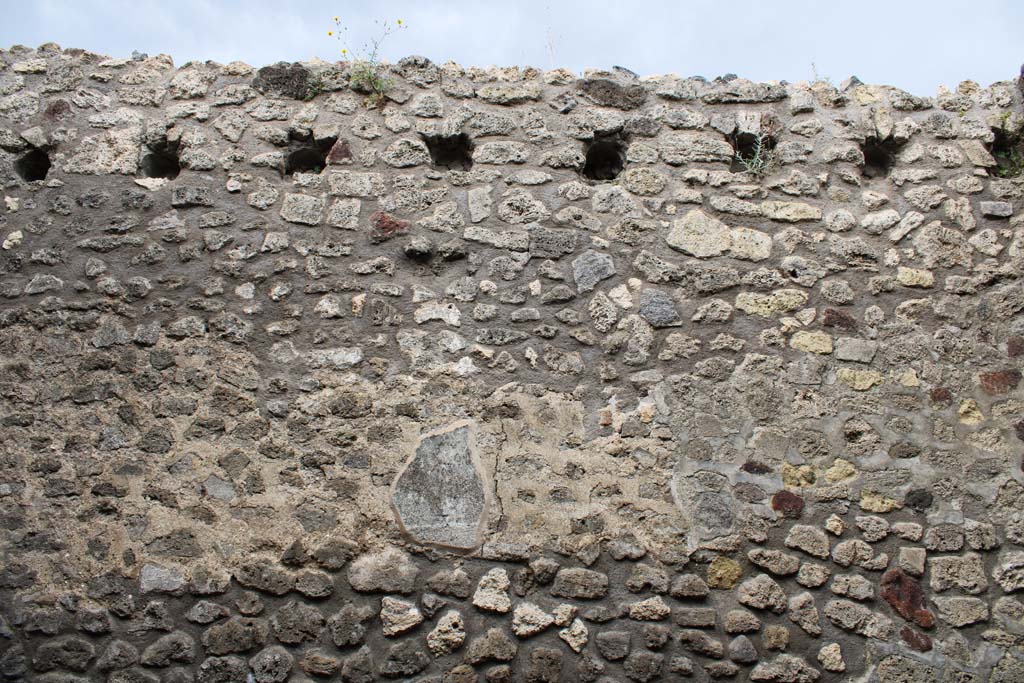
638,288,681,327
875,655,936,683
392,421,488,549
750,654,822,682
251,62,311,99
932,596,989,627
381,138,430,167
980,201,1013,218
572,249,616,292
737,574,787,613
992,653,1024,683
140,563,185,594
551,568,609,599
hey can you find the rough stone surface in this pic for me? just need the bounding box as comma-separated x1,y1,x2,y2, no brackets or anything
572,249,616,292
0,44,1021,683
994,551,1024,593
379,597,424,636
392,422,487,549
551,568,609,600
471,567,512,613
737,574,788,613
347,547,420,594
426,610,465,656
511,602,554,637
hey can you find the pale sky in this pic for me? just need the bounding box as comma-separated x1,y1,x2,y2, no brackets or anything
2,0,1021,95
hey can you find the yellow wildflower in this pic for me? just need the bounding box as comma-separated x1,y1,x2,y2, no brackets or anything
396,19,402,25
327,31,333,36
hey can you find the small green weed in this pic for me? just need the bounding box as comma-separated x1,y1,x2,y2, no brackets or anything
989,120,1024,178
733,133,777,177
994,145,1024,178
329,14,407,108
303,73,326,101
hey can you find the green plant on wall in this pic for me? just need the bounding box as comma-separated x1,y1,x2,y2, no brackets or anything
734,133,777,177
989,113,1024,179
302,72,327,101
994,145,1024,178
329,14,407,108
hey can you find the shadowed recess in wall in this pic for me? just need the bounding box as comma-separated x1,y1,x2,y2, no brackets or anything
14,147,50,181
989,125,1024,177
421,132,474,171
581,134,626,181
860,135,906,179
285,135,338,175
728,131,777,174
140,139,181,180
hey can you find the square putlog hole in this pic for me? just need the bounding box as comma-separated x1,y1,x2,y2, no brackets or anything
581,135,626,181
421,133,474,171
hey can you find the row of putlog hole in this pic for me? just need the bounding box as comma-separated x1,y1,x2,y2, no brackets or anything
10,126,1024,183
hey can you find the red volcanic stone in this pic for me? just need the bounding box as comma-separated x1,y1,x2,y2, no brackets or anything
369,211,411,244
900,626,932,652
771,490,805,519
326,139,352,164
822,308,857,330
44,99,72,120
1008,336,1024,358
881,569,935,629
929,387,952,406
979,369,1022,395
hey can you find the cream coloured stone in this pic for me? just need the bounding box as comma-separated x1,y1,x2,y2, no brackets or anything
512,602,554,637
666,209,730,257
735,289,808,317
472,568,512,613
837,368,883,391
790,330,833,354
817,643,845,672
729,227,773,261
760,201,822,222
380,597,423,636
628,596,671,621
896,266,934,288
558,618,588,653
427,610,465,656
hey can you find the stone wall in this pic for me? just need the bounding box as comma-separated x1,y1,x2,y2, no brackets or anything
1,42,1024,682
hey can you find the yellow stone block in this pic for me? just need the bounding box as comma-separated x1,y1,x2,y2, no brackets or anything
837,368,883,391
760,201,822,222
860,490,902,513
706,555,743,589
735,289,808,318
896,266,934,288
958,398,983,425
896,369,919,387
824,458,857,483
782,463,816,487
790,330,833,354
